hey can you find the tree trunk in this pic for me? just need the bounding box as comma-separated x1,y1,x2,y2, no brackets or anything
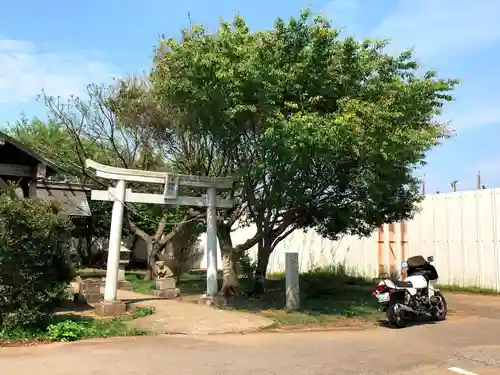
218,223,239,298
84,233,93,267
144,240,155,281
253,236,272,295
253,220,297,295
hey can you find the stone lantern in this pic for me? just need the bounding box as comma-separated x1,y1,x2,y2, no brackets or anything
104,242,132,288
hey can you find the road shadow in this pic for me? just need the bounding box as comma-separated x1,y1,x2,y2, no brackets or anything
122,297,166,304
54,298,95,314
375,315,439,329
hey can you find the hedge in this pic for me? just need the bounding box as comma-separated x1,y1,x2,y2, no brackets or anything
0,195,75,329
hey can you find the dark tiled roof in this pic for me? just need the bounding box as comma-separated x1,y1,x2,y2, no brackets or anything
0,131,60,175
36,181,91,217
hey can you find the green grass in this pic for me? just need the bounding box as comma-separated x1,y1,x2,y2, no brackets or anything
123,265,500,327
125,271,207,296
126,273,155,294
0,306,155,344
126,267,381,327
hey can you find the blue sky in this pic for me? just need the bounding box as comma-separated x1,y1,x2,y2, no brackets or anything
0,0,499,192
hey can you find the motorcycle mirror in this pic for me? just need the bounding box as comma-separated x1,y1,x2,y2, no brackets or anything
427,256,434,263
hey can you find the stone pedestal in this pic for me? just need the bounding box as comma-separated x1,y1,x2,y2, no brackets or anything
118,280,132,290
197,294,226,307
101,277,131,290
79,280,103,304
153,277,180,299
94,300,127,316
156,278,176,290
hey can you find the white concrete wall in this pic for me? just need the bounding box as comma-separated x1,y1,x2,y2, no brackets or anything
197,189,500,291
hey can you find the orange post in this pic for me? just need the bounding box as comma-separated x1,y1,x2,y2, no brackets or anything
388,223,396,276
400,221,408,279
377,225,384,276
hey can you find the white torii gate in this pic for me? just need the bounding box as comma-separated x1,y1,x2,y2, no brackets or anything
85,159,234,304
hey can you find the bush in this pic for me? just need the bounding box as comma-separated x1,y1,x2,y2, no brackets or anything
46,320,87,342
0,196,75,329
238,252,257,279
300,264,370,298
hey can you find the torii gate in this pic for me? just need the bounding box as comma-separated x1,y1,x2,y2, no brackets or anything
86,159,234,310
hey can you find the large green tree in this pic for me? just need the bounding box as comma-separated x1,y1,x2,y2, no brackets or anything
143,10,457,294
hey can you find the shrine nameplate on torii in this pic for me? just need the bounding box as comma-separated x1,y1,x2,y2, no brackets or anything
86,159,234,309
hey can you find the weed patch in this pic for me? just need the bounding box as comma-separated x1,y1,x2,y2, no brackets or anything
0,306,155,344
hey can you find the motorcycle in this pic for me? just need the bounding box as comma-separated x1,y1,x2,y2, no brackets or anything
372,255,448,328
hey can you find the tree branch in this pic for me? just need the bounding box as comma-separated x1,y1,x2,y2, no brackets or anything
271,224,297,250
158,212,204,246
154,217,166,242
234,231,263,253
127,217,152,243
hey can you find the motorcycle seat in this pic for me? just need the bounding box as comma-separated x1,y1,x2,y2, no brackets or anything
393,280,413,288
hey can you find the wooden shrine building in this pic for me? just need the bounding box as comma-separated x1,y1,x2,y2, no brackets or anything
0,131,91,218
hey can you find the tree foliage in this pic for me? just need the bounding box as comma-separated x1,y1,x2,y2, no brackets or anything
145,10,458,292
0,196,75,329
5,10,458,296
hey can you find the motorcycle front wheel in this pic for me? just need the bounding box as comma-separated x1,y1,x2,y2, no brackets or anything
387,303,407,328
431,291,448,321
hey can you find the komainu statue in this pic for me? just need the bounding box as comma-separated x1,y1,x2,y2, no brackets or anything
155,260,174,279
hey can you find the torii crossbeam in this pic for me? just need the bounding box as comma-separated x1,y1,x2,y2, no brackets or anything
86,160,234,307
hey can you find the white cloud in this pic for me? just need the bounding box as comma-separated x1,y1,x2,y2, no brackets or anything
0,40,118,103
373,1,500,61
328,0,500,60
326,0,500,131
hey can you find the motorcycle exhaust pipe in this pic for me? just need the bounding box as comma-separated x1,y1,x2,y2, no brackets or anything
394,303,415,313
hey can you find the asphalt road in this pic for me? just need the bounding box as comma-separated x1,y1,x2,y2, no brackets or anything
1,314,499,375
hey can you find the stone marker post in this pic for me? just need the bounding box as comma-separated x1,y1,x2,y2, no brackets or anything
285,252,300,310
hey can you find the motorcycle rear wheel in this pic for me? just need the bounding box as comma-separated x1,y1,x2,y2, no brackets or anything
387,303,407,328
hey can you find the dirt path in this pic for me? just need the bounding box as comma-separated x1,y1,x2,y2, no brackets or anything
112,288,499,335
109,288,274,334
446,292,500,319
118,289,500,335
